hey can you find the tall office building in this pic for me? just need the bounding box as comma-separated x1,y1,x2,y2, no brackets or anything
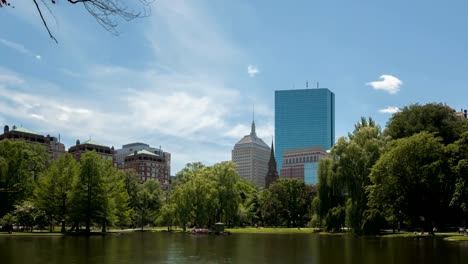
275,88,335,174
232,121,270,188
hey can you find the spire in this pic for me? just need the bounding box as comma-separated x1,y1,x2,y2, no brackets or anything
269,139,276,166
250,105,256,137
265,138,279,189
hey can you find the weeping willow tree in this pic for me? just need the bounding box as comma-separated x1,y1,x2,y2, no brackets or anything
312,117,386,233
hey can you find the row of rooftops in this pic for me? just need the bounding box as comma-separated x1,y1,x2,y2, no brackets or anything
1,124,168,159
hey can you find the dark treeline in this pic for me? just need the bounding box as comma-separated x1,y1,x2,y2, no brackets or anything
312,103,468,234
0,141,314,233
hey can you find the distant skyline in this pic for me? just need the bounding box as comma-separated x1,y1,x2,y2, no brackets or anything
1,0,467,173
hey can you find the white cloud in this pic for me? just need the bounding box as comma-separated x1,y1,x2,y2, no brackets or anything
30,114,45,120
0,72,24,85
0,0,272,174
247,65,259,77
366,75,402,94
379,106,400,114
0,38,40,60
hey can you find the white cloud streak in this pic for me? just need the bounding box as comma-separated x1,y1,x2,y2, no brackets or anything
247,65,259,77
0,38,41,59
379,106,400,114
367,75,402,94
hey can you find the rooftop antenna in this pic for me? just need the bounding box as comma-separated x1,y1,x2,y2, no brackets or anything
306,81,309,88
58,133,61,143
252,104,255,123
317,82,319,89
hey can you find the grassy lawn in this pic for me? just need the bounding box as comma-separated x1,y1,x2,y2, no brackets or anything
444,235,468,241
226,227,319,234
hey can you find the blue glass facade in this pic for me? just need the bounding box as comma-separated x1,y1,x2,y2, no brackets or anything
275,88,335,173
304,163,319,185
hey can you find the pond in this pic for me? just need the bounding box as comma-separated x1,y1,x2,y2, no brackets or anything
1,232,468,263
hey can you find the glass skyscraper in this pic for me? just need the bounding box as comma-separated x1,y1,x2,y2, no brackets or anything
275,88,335,174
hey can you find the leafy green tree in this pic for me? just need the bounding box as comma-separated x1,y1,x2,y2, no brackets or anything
70,151,108,233
170,183,192,231
257,189,282,227
338,122,384,234
447,132,468,225
210,162,241,227
34,153,78,232
108,170,133,229
368,132,446,232
312,118,384,233
0,213,16,233
385,103,467,144
187,171,219,227
0,139,48,218
268,178,314,227
174,162,205,185
14,200,36,232
236,179,258,226
156,203,176,231
123,170,140,226
135,179,163,230
313,157,346,231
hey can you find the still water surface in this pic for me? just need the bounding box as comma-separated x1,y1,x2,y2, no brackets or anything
1,232,468,263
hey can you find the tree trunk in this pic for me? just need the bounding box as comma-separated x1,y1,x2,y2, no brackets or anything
61,221,66,233
102,222,106,233
86,221,90,233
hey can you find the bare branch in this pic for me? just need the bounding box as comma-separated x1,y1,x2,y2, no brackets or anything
33,0,58,43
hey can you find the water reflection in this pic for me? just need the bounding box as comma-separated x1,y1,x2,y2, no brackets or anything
1,232,468,263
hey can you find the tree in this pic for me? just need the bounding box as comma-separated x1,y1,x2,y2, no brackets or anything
368,132,446,232
210,162,241,227
174,162,205,185
156,203,176,231
34,153,78,232
106,169,133,230
447,132,468,226
69,151,108,233
312,157,345,232
135,179,163,230
337,121,385,234
385,103,467,144
0,139,48,218
170,183,192,232
14,200,36,232
187,171,219,228
268,178,314,227
123,170,140,226
1,0,155,43
0,213,16,233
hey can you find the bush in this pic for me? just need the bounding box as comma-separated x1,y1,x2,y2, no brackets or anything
361,209,385,235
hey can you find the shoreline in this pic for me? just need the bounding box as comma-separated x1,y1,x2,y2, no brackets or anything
2,227,468,241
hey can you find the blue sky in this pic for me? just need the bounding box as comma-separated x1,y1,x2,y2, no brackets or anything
0,0,467,174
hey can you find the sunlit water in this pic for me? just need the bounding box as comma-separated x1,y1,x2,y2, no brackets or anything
1,232,468,263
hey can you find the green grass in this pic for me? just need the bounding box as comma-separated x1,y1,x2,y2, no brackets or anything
226,227,319,234
0,232,65,236
444,235,468,241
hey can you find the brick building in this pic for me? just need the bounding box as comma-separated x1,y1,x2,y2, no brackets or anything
68,139,115,164
124,149,170,188
280,146,329,185
1,125,65,160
